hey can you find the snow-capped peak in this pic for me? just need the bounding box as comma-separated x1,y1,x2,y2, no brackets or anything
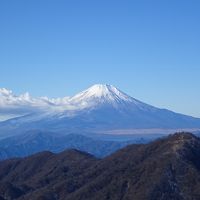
86,84,128,99
69,84,135,109
71,84,128,98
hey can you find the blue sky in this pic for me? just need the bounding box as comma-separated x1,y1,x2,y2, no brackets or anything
0,0,200,117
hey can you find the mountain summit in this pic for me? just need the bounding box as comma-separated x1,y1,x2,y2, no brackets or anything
69,84,149,110
70,84,132,102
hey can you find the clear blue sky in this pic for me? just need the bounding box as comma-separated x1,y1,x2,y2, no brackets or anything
0,0,200,117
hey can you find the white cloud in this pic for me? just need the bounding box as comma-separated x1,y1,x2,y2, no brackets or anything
0,88,73,120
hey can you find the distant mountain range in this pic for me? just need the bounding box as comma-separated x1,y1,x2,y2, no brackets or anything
0,84,200,139
0,131,138,160
1,132,200,200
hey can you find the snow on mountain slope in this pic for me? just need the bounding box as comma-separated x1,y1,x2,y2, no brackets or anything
69,84,155,111
70,84,132,104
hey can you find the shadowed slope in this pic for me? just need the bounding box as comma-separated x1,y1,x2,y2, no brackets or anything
1,133,200,200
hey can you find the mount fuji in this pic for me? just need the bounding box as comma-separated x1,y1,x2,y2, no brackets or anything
0,84,200,139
